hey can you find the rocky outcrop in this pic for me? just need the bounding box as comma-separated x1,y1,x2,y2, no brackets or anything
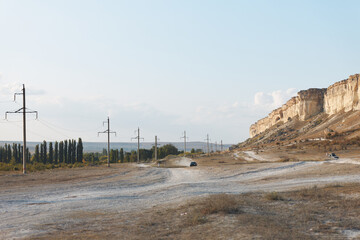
250,74,360,138
324,74,360,115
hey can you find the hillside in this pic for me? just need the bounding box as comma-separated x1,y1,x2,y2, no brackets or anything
239,74,360,149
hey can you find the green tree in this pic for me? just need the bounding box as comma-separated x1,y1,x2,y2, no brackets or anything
124,152,130,162
54,141,59,164
18,144,22,163
71,139,76,164
130,150,137,162
110,149,115,163
12,143,18,163
67,139,72,164
7,144,11,163
64,140,68,164
59,141,64,163
158,144,179,159
34,145,40,162
48,142,54,164
102,148,107,156
42,141,47,164
26,147,30,163
76,138,83,163
119,148,124,163
40,142,44,164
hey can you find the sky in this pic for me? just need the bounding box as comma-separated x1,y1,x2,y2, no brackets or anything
0,0,359,144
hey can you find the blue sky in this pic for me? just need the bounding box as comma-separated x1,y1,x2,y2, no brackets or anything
0,0,359,144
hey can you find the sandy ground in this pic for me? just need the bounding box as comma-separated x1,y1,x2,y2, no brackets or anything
1,153,360,239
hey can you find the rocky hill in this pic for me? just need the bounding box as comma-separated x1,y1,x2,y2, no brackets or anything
242,74,360,148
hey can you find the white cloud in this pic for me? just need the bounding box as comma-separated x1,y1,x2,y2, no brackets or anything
254,88,297,110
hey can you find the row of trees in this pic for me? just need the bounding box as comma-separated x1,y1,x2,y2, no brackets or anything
99,144,182,163
0,140,203,166
0,139,83,165
32,138,83,164
0,143,30,163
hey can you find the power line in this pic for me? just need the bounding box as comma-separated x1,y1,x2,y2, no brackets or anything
38,118,101,133
37,119,73,139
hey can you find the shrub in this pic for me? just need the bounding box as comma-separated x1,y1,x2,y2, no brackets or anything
265,192,283,201
199,194,240,215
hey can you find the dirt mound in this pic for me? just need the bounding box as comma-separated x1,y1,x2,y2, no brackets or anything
161,156,193,167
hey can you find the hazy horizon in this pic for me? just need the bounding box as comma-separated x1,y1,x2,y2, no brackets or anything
0,140,232,153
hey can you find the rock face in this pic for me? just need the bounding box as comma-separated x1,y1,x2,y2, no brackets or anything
250,74,360,138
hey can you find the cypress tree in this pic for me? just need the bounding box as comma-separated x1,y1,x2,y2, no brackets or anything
71,139,76,163
64,140,68,164
19,144,23,164
26,147,30,163
67,139,72,164
18,144,21,163
54,141,59,164
120,148,124,163
0,147,2,162
115,149,119,162
49,142,53,164
12,143,18,163
77,138,83,163
34,145,40,162
59,141,64,163
110,149,115,163
6,144,11,163
40,143,44,164
43,141,47,164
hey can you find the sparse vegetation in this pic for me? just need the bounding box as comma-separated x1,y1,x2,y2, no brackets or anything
32,183,360,239
265,191,283,201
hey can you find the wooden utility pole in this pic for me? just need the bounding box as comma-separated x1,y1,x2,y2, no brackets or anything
221,140,223,152
98,117,116,167
5,84,38,174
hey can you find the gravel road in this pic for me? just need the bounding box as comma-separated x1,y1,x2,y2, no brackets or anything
1,160,360,239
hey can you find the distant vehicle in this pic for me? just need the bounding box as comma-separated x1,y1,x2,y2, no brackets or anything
190,162,197,167
328,153,339,160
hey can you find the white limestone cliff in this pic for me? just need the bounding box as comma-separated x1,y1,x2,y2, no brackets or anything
250,74,360,138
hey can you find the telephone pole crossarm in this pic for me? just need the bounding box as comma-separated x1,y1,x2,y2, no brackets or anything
5,109,38,119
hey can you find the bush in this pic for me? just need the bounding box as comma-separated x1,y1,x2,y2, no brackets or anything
199,194,240,215
265,192,283,201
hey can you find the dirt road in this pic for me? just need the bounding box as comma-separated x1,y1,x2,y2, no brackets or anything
1,156,360,239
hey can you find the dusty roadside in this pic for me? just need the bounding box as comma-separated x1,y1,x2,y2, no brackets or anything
1,152,360,239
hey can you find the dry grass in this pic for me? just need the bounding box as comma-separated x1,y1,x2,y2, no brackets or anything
29,183,360,240
265,191,284,201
